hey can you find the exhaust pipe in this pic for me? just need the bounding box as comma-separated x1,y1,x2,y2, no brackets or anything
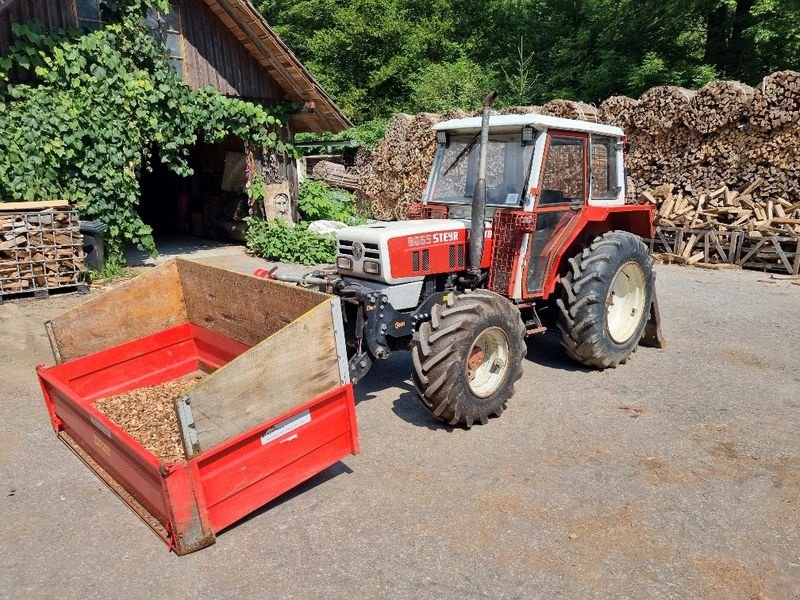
469,91,497,275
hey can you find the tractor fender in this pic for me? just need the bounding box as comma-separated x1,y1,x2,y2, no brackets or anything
541,204,654,299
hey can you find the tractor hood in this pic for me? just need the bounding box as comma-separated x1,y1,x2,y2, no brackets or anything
335,219,492,285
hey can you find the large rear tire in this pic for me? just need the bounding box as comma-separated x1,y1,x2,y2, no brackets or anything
412,290,526,428
557,231,654,368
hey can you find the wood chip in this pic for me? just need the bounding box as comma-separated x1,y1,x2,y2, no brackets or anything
94,373,205,463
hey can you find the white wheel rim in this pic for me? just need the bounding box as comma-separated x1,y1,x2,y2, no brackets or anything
606,261,647,344
466,327,510,398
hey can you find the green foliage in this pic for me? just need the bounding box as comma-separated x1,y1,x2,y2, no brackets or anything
0,2,290,265
244,217,336,265
295,118,390,151
261,0,800,117
245,179,369,266
297,179,364,224
411,57,493,113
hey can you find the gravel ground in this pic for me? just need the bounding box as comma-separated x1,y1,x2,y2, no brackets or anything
0,264,798,600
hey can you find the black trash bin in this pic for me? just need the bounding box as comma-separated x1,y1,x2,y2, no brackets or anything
79,220,108,271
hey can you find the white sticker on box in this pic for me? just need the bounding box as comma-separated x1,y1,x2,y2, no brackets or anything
260,410,311,446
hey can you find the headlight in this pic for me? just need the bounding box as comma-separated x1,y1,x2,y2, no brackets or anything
336,256,352,270
363,260,381,275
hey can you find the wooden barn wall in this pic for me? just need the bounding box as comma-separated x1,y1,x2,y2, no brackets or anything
178,0,283,104
0,0,76,58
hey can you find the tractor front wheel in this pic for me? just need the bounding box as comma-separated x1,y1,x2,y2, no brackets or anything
412,290,526,428
557,231,654,368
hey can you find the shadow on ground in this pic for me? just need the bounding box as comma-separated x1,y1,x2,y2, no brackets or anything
353,330,592,430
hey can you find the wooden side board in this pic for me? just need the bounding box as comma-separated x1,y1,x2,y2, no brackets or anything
178,300,345,456
0,200,71,211
46,261,187,363
176,258,327,346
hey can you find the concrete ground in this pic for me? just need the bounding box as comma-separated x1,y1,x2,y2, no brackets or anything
0,263,798,599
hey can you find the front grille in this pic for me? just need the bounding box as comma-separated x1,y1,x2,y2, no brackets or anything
448,245,456,268
412,251,420,272
338,239,380,261
422,249,430,271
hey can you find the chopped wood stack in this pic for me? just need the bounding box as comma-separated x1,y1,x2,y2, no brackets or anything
540,99,599,122
633,86,695,134
355,68,799,267
598,95,639,130
358,112,446,220
682,80,754,133
310,160,361,192
0,207,86,296
641,182,800,273
641,181,800,238
749,70,800,131
503,105,543,115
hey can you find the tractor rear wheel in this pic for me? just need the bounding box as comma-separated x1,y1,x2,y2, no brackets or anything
557,231,654,368
412,290,526,428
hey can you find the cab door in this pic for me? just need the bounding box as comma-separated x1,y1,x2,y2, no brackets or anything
524,131,588,296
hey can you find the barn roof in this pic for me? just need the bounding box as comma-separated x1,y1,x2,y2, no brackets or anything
204,0,352,134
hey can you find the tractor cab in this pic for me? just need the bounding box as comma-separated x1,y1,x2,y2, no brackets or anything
426,114,626,217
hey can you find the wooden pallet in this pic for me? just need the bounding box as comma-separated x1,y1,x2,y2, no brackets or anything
736,235,800,275
648,227,742,264
0,282,89,304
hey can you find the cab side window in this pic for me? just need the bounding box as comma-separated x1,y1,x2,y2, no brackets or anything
590,136,619,200
539,136,585,206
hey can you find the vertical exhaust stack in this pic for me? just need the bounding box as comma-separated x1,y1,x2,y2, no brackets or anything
469,91,498,276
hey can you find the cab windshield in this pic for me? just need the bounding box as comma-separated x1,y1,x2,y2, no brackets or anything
427,131,535,206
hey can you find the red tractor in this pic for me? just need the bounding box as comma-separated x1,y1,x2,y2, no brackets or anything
277,94,664,428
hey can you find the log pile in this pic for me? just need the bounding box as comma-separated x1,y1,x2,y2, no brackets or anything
640,181,800,238
540,99,599,122
310,160,361,192
682,80,754,133
358,112,446,220
641,182,800,273
633,86,696,134
598,96,639,130
0,207,86,297
749,70,800,131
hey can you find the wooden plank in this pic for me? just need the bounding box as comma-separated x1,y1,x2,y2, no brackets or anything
182,301,343,455
46,261,187,363
176,258,326,347
0,200,70,211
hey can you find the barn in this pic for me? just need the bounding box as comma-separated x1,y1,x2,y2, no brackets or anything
0,0,351,245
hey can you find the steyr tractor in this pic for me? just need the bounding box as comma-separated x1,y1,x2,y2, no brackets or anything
275,93,664,428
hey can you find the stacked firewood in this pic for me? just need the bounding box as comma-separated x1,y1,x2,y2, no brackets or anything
640,181,800,238
310,160,361,192
0,208,85,295
682,80,754,133
749,70,800,131
599,95,639,130
540,99,599,122
355,68,799,258
358,112,450,220
633,86,696,134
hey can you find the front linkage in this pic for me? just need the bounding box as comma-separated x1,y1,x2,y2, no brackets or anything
334,281,451,383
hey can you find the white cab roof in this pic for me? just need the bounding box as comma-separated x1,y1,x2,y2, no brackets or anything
433,113,624,137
